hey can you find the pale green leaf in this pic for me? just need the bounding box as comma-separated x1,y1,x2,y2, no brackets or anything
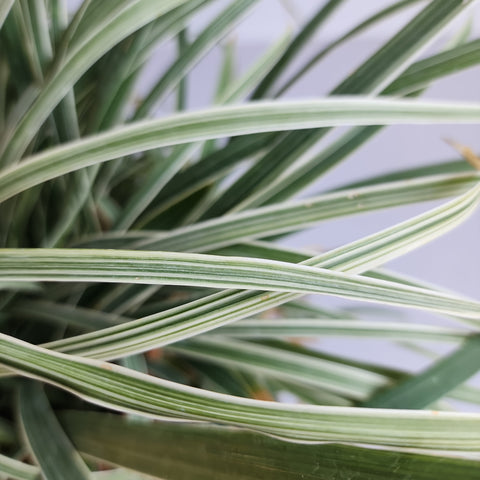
4,245,480,321
0,453,40,480
2,333,480,449
212,318,470,342
0,0,14,30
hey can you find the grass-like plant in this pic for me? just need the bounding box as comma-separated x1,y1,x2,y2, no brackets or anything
1,0,480,478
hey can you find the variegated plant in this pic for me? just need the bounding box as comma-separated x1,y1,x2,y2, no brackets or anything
1,1,480,478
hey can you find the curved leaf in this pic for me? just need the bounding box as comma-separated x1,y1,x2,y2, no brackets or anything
2,333,480,449
18,382,91,480
2,97,480,203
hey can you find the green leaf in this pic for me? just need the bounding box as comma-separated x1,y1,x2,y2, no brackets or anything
18,381,91,480
135,134,272,227
61,411,480,480
385,38,480,95
112,144,199,231
13,299,123,331
3,96,480,203
134,0,259,118
28,0,53,74
10,2,44,82
212,317,470,342
251,0,346,98
364,335,480,409
2,333,480,449
275,0,424,96
176,28,188,111
4,245,480,320
333,159,474,191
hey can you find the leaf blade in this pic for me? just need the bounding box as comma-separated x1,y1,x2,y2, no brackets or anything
61,411,480,480
2,97,480,203
18,381,91,480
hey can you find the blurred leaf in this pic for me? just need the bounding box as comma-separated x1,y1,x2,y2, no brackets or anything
212,317,470,342
252,0,346,98
134,0,259,118
18,381,91,480
168,336,389,400
364,335,480,409
0,453,40,480
276,0,424,95
0,1,14,30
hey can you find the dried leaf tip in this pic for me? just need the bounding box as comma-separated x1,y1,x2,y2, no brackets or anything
444,138,480,170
